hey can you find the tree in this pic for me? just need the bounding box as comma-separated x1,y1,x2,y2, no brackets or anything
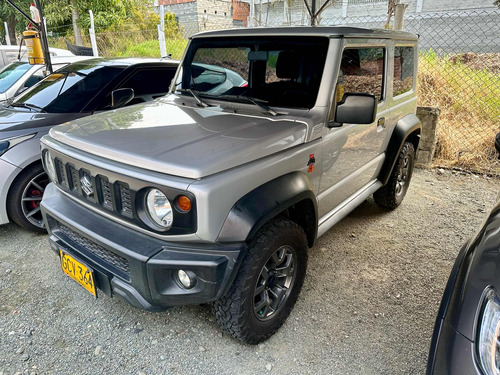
42,0,127,44
0,1,30,45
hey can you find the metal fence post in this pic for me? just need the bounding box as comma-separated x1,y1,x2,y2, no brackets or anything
89,10,99,57
158,5,167,57
4,22,11,45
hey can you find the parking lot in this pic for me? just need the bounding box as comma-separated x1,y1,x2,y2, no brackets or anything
0,168,498,375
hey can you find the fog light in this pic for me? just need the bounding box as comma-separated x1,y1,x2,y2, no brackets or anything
177,270,196,289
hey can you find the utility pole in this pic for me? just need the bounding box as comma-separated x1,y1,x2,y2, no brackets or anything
393,0,408,30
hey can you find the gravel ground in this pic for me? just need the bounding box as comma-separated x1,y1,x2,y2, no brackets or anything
0,168,498,375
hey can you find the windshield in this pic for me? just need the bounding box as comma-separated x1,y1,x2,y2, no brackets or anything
12,63,124,113
179,36,329,109
0,62,33,93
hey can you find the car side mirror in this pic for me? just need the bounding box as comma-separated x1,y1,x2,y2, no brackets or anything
331,93,377,127
111,88,135,109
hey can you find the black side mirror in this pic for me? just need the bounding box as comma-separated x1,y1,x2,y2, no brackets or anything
111,88,135,109
332,93,377,126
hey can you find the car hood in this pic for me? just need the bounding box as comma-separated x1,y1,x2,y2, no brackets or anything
0,107,83,135
49,99,308,179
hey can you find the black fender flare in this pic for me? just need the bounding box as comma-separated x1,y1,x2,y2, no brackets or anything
217,172,318,247
378,113,422,186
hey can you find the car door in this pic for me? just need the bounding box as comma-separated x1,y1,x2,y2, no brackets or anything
317,41,390,219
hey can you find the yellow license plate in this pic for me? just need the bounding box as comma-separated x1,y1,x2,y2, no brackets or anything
60,250,97,297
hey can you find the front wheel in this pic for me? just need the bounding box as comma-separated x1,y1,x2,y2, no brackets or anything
7,163,49,233
374,141,415,210
213,218,308,344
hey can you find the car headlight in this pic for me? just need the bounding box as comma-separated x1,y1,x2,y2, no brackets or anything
146,189,173,229
0,133,36,156
478,288,500,375
43,151,57,182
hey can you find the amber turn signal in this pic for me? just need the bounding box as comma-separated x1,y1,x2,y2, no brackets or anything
177,195,192,212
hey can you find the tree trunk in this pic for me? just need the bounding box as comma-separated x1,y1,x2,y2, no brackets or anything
70,0,83,46
6,14,17,45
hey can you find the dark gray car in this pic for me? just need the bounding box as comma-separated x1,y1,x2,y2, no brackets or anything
427,190,500,375
0,57,178,232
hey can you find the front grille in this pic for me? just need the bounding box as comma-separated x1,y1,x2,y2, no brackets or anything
56,159,68,187
53,157,135,221
59,224,130,277
68,165,79,192
118,184,133,218
100,178,113,210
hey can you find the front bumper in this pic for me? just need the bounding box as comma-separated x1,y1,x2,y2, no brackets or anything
427,241,481,374
428,319,480,374
0,158,21,225
41,183,246,311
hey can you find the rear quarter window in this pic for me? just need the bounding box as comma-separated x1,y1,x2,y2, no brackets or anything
393,46,414,97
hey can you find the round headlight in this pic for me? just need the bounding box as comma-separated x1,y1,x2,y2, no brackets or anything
43,151,56,182
146,189,173,229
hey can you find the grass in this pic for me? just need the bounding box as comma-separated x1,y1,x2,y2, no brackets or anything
48,32,188,60
418,50,500,174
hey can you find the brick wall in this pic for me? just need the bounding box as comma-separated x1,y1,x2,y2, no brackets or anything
233,0,249,24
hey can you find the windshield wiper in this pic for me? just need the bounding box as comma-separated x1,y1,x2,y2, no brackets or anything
10,102,46,113
217,95,278,117
178,88,211,108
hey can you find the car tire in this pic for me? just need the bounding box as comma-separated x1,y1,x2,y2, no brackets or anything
374,142,415,210
7,163,48,233
213,218,308,344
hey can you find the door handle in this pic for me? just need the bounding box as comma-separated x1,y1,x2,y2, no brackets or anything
377,117,386,128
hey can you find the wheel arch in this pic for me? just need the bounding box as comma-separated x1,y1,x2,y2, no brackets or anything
378,113,422,186
7,159,44,199
217,172,318,247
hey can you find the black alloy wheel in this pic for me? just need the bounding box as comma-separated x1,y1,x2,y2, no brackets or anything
253,245,297,321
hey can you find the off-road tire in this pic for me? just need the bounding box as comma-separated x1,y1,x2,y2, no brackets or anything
7,163,48,233
213,218,308,344
374,142,415,210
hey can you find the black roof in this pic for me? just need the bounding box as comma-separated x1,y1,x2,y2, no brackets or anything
193,26,418,41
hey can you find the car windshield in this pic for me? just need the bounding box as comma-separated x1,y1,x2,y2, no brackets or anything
179,36,329,109
12,62,124,113
0,62,32,93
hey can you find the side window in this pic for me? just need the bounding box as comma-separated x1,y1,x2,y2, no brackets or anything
393,46,414,97
98,67,176,109
338,47,385,101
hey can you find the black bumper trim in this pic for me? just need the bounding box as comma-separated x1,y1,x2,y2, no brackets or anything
41,183,247,310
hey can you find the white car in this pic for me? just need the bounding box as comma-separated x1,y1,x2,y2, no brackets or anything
0,56,93,103
0,45,73,68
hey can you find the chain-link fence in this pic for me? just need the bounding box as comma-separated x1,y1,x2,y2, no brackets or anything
47,6,500,174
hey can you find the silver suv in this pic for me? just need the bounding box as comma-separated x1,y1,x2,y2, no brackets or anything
40,27,421,344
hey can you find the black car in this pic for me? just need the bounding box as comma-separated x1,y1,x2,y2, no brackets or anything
0,58,178,232
427,190,500,374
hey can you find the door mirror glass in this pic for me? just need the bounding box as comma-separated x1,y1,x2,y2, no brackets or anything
111,88,134,109
333,93,377,126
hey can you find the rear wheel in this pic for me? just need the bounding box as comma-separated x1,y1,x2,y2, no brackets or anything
7,163,48,233
213,218,308,344
374,142,415,210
